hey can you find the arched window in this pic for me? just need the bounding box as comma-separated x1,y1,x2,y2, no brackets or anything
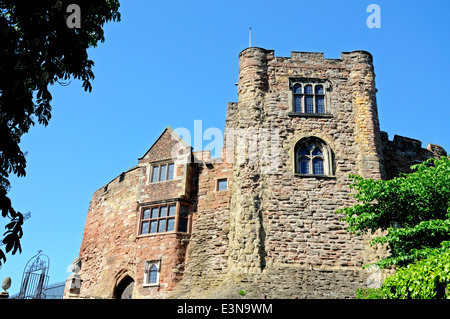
148,265,158,284
295,138,333,176
144,261,160,286
315,85,325,114
293,84,302,113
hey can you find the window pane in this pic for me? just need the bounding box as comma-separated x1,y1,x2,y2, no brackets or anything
180,205,189,217
143,209,150,220
305,96,314,113
160,206,167,217
167,164,174,180
141,221,149,234
167,218,175,231
313,158,324,175
159,164,167,181
168,205,176,216
304,85,313,94
148,265,158,284
178,218,188,232
294,96,302,113
151,166,159,183
149,221,157,233
293,84,302,94
315,85,324,95
316,96,325,114
151,207,159,219
218,179,227,191
158,219,166,232
300,158,310,174
298,146,309,156
312,147,323,156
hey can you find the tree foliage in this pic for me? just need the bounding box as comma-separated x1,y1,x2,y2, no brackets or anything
339,156,450,299
0,0,120,265
382,242,450,299
338,156,450,269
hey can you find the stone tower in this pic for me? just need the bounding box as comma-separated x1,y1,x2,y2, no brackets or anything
222,47,388,296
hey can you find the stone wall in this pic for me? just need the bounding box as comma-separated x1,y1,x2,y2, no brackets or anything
76,129,194,298
172,153,233,297
381,131,446,179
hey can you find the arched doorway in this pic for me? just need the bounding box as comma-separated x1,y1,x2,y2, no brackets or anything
113,275,134,299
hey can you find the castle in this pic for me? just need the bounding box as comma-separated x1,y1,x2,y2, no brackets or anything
65,47,446,299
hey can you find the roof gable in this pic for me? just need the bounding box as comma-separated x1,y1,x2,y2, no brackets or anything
138,126,191,163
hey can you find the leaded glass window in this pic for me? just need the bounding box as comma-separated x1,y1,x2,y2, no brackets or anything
315,85,324,94
167,163,174,180
148,265,158,284
139,203,190,235
293,84,302,94
159,165,167,181
305,96,314,113
151,166,159,183
300,158,310,174
291,82,328,114
150,163,175,183
313,158,324,175
294,96,302,113
295,139,330,176
304,85,313,94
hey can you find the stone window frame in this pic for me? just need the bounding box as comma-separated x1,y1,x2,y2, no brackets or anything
150,161,175,183
294,137,335,178
288,78,332,118
215,178,228,192
137,201,191,237
143,260,160,287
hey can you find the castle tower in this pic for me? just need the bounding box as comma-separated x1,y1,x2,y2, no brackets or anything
227,47,274,274
344,50,385,179
224,47,388,295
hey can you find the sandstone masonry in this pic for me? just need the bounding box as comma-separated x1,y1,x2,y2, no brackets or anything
66,48,446,299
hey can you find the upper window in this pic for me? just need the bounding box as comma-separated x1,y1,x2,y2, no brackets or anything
289,79,330,116
139,203,190,235
292,83,326,114
151,163,174,183
295,138,333,176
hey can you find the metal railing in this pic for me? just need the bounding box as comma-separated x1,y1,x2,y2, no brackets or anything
10,281,66,299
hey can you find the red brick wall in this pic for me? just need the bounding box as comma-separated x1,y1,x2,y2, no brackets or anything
77,165,192,298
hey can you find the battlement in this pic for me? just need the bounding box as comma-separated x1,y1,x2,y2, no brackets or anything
381,131,447,179
239,47,374,66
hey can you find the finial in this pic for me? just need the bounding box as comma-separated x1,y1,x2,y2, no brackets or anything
0,277,11,299
249,27,252,47
71,257,82,274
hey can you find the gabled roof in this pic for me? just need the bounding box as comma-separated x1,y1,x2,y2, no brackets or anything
138,126,191,161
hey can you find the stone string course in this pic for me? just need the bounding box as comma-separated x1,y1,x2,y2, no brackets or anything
68,47,446,299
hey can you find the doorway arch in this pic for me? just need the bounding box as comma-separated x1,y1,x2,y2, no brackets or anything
113,275,134,299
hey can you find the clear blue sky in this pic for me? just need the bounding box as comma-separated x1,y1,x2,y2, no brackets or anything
1,0,449,296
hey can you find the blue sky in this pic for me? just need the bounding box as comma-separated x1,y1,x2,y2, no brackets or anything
1,0,449,296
